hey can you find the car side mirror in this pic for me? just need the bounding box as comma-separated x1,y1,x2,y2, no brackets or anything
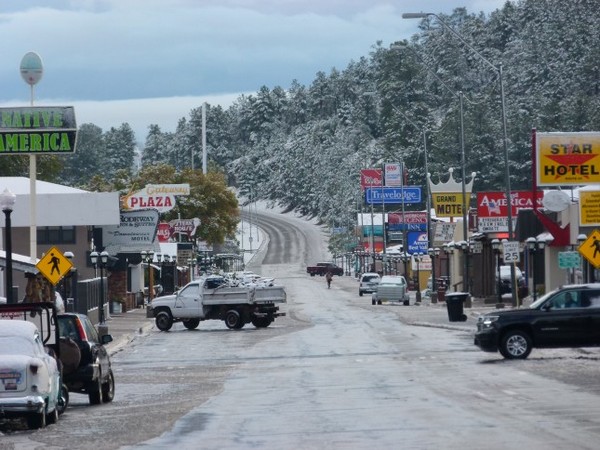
101,334,113,345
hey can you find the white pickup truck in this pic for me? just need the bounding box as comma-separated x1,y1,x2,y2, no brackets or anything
147,275,286,331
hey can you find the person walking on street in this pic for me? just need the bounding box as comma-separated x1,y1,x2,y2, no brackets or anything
326,271,333,289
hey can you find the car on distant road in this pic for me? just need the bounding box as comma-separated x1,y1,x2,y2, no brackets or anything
0,320,62,429
474,283,600,359
359,273,381,296
306,262,344,277
57,313,115,405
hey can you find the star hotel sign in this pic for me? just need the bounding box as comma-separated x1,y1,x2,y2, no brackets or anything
536,132,600,186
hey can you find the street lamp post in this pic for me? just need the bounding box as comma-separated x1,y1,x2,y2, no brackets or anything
415,252,423,303
89,250,109,331
526,237,546,301
403,11,515,305
577,234,588,283
141,250,154,304
443,243,454,292
459,240,471,293
401,252,411,286
1,189,16,304
491,239,503,304
428,247,440,303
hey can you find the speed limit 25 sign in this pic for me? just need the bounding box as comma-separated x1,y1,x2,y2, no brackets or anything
502,241,520,263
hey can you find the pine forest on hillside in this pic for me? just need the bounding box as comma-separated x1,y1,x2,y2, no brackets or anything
1,0,598,249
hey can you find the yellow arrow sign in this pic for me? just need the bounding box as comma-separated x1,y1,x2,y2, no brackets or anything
578,229,600,269
36,246,74,286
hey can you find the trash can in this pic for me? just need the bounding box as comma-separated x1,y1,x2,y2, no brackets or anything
445,292,469,322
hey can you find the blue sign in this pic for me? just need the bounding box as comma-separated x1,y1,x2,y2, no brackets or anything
388,223,427,232
407,231,428,254
365,187,422,204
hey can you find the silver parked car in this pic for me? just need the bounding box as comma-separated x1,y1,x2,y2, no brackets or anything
0,321,62,429
359,273,381,296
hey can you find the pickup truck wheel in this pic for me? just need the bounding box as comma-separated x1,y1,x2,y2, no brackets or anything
57,383,69,415
101,370,115,403
371,298,376,305
251,317,272,328
500,330,532,359
359,291,363,297
310,273,315,277
225,310,242,329
155,311,173,331
88,371,103,405
183,318,200,330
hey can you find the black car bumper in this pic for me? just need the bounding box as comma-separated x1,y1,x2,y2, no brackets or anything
474,329,499,352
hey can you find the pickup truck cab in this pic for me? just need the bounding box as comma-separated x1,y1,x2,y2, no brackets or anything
148,275,286,331
306,262,344,277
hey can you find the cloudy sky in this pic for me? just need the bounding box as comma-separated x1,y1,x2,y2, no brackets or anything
0,0,507,142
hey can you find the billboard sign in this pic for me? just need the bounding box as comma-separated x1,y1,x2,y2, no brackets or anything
407,231,428,254
536,132,600,186
384,163,403,187
580,190,600,226
0,106,77,154
102,209,160,254
360,168,382,190
477,190,544,232
388,211,427,232
365,186,421,204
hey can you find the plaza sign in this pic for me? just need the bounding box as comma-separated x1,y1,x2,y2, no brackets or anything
0,106,77,154
121,184,190,213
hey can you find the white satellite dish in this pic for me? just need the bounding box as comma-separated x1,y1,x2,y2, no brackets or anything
542,190,570,212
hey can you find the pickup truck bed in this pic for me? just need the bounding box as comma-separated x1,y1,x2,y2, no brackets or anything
201,286,287,305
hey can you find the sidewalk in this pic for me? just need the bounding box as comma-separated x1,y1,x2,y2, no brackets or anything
103,306,155,355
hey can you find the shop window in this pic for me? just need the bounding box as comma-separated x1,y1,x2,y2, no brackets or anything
37,226,76,245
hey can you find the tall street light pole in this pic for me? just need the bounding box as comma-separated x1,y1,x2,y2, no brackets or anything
1,189,16,304
403,12,515,305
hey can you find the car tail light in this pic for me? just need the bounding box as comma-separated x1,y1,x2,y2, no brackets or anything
74,318,87,340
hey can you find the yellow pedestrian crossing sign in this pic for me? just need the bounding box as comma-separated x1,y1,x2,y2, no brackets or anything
36,246,74,286
578,229,600,269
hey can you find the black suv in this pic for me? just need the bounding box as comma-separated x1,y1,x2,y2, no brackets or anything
57,313,115,404
474,284,600,359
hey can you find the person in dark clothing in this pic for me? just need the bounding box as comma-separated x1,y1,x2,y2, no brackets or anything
326,271,333,289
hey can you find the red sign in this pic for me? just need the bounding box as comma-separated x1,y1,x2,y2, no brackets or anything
360,169,382,190
157,222,172,242
388,212,427,224
477,191,544,217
